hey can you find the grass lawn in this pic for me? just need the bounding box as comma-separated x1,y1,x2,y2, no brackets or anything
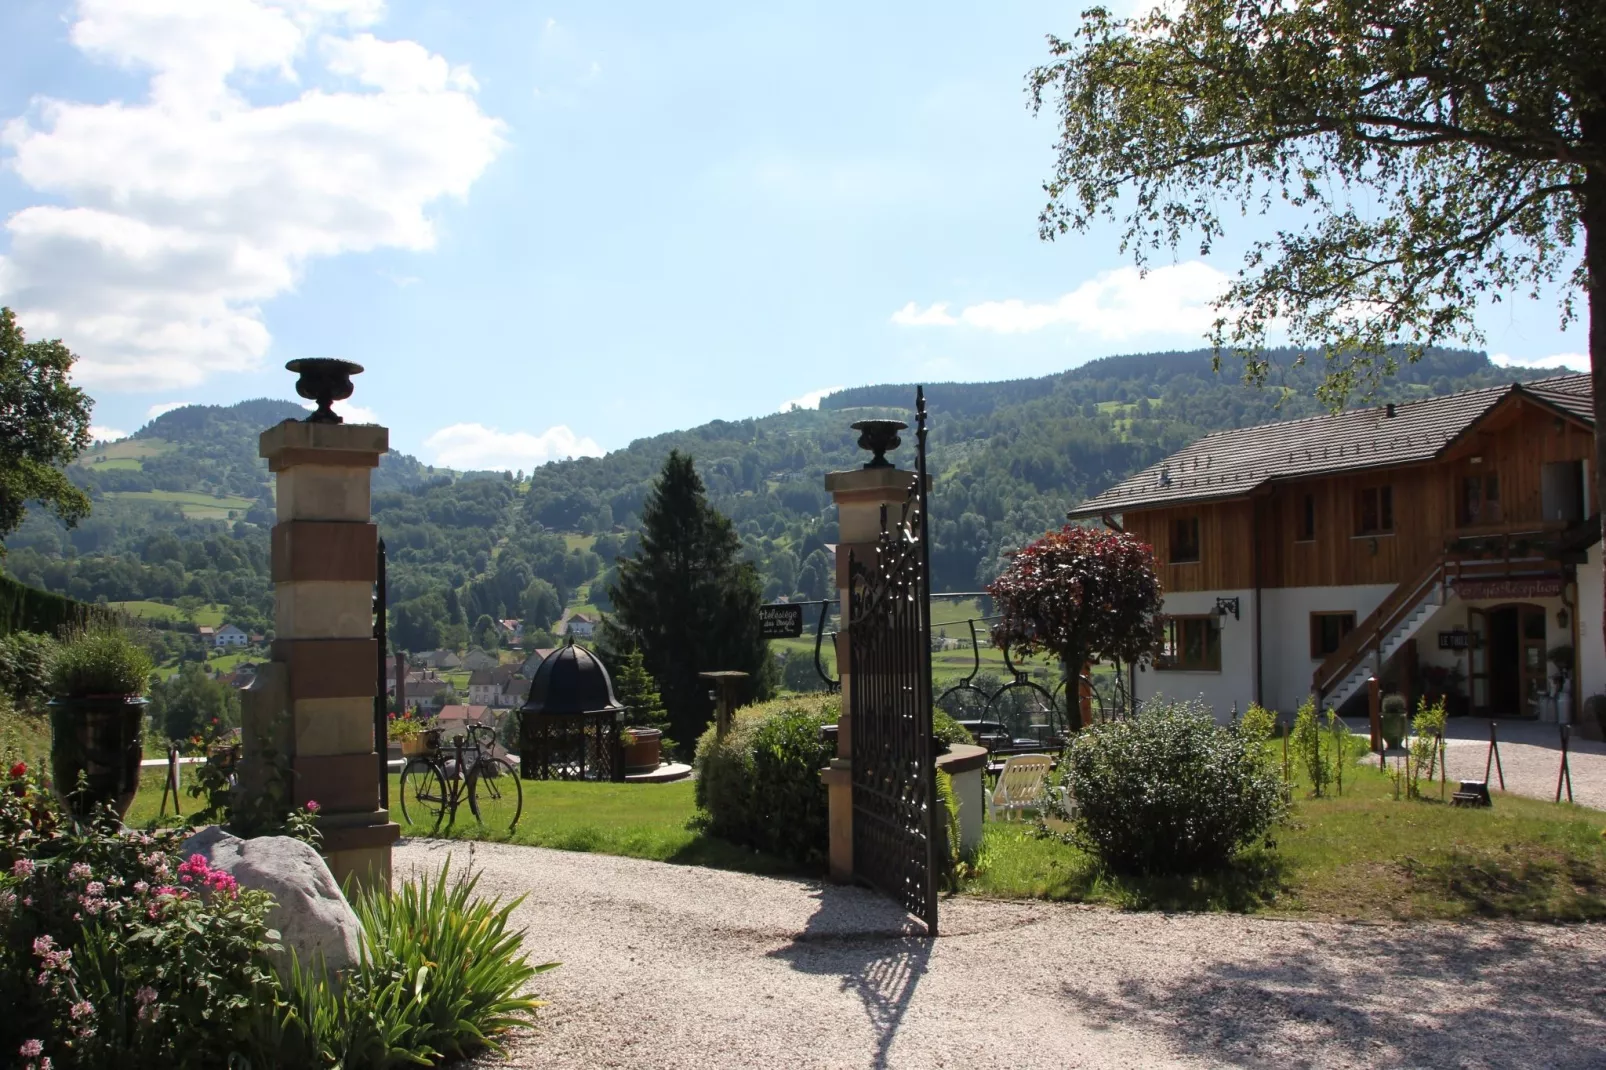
104,489,256,520
964,757,1606,921
387,776,799,876
111,600,226,627
562,533,597,552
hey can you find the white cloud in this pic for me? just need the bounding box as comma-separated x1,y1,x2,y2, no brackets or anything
1490,351,1589,372
302,399,379,424
0,0,505,391
146,400,194,420
88,425,128,442
779,386,842,413
890,301,956,327
891,261,1231,340
424,423,604,472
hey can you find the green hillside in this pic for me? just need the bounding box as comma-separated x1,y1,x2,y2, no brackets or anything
0,346,1551,652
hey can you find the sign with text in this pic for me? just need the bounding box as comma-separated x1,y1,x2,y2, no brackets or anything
759,603,805,639
1438,630,1470,651
1451,576,1564,601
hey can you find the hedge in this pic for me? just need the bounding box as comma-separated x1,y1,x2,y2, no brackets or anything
0,574,90,639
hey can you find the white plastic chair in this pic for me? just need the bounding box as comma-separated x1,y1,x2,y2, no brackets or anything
987,753,1054,822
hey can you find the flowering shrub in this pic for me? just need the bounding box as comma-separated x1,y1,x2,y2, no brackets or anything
988,525,1163,723
0,762,282,1069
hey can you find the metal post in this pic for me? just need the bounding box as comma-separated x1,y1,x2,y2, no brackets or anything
1557,723,1574,804
375,538,389,810
1486,720,1505,790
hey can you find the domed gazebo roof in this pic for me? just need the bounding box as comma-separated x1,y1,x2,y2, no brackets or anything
520,640,624,717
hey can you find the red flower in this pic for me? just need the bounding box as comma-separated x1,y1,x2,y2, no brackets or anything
9,761,26,779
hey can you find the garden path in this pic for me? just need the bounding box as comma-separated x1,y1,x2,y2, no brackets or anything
397,839,1606,1070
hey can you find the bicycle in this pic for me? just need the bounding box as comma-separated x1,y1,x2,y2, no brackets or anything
397,721,523,832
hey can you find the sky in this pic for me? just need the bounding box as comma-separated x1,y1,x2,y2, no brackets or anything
0,1,1589,471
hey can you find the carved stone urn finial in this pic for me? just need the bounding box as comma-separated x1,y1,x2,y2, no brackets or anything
286,358,364,424
849,419,908,469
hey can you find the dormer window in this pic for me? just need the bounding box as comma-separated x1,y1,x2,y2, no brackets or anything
1170,516,1201,563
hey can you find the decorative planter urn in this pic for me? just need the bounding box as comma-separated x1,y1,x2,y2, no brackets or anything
622,727,663,774
48,695,148,821
400,730,440,758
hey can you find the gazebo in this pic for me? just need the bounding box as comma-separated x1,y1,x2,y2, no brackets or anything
518,640,628,782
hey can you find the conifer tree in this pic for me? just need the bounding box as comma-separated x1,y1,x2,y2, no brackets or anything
614,648,673,748
604,450,775,745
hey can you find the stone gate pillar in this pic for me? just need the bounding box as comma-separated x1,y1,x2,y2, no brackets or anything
820,464,920,883
246,364,398,891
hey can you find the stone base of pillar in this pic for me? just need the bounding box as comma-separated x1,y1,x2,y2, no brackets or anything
821,758,853,883
321,812,401,893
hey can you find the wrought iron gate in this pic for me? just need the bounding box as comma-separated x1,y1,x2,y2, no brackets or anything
849,388,939,935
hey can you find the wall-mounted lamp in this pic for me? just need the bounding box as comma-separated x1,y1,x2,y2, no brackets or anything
1213,596,1241,622
1558,607,1570,629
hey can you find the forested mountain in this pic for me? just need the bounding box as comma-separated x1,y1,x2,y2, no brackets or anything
0,346,1550,650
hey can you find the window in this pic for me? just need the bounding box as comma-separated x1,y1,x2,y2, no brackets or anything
1460,472,1501,526
1353,485,1394,536
1157,615,1221,671
1309,611,1357,659
1296,493,1316,542
1170,516,1201,563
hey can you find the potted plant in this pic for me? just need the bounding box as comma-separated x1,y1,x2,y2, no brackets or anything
388,710,440,757
620,726,663,774
48,625,154,821
1379,692,1408,750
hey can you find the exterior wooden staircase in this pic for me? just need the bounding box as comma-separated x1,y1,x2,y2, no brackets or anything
1311,526,1571,712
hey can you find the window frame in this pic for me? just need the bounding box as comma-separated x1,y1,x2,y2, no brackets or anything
1296,492,1316,543
1169,515,1201,564
1459,471,1501,526
1308,611,1357,660
1156,614,1222,672
1353,484,1395,537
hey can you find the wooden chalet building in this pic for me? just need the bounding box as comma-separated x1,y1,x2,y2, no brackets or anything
1070,373,1603,721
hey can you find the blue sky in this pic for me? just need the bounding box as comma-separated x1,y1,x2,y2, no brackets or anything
0,1,1588,470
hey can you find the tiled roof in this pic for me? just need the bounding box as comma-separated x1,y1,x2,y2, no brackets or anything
1071,374,1592,517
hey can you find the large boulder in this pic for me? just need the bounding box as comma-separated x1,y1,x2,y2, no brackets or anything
180,826,362,977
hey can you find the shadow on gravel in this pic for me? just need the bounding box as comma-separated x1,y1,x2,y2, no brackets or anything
1053,924,1606,1068
767,886,932,1070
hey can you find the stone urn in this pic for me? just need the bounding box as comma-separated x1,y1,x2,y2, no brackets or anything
622,728,663,774
49,696,148,821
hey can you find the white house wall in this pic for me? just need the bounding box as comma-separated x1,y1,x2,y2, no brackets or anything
1134,588,1254,721
1259,584,1395,714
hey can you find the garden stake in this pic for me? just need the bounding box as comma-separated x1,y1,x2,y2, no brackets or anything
1438,732,1446,802
1404,743,1412,799
159,743,182,818
1281,723,1290,800
1556,724,1573,804
1333,714,1343,796
1485,721,1505,790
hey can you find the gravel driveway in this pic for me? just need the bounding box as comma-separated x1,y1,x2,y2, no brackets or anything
397,840,1606,1070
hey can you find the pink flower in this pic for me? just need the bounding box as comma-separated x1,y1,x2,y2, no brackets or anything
31,936,54,955
135,986,157,1005
69,1002,92,1021
19,1040,41,1057
85,881,104,897
132,881,148,894
305,800,321,814
11,859,33,878
68,863,91,882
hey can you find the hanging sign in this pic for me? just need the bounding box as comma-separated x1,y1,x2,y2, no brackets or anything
1451,576,1563,601
760,603,805,639
1437,630,1470,651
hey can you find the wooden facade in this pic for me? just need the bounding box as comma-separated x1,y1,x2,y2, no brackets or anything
1123,396,1595,593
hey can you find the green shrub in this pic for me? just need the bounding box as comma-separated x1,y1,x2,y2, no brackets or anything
1408,695,1448,798
1060,698,1286,876
694,693,837,866
0,765,282,1069
0,632,59,709
1238,702,1277,751
49,626,153,698
1290,696,1332,796
932,707,974,749
278,862,554,1067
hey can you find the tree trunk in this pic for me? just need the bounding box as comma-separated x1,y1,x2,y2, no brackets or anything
1586,165,1606,702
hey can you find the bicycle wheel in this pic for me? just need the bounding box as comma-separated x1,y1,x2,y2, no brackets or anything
467,756,523,831
398,759,448,830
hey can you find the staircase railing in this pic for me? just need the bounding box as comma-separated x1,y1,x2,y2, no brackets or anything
1310,540,1563,705
1312,554,1449,702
